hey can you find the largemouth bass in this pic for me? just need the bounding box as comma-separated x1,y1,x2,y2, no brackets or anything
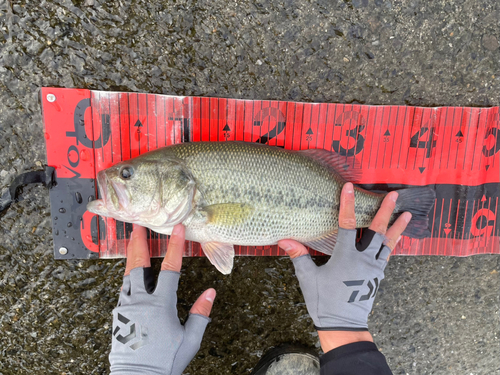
87,142,436,274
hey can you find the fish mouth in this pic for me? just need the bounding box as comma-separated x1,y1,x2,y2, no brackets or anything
87,171,122,214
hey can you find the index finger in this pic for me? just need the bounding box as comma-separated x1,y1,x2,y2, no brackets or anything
124,225,151,276
161,224,185,272
338,182,356,230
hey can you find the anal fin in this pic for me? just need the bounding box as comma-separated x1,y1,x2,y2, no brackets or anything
303,230,338,255
201,242,235,274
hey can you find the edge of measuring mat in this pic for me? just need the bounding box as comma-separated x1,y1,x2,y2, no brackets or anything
41,87,500,260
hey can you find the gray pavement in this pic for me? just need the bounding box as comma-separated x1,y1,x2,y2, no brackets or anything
0,0,499,374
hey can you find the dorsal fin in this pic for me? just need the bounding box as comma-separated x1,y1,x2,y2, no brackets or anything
298,149,362,183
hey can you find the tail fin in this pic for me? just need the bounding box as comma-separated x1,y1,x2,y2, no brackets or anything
393,187,436,238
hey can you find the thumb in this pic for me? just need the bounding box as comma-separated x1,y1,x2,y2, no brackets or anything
278,239,310,259
189,288,216,317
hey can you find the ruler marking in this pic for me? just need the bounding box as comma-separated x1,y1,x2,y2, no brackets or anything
375,106,384,169
252,100,255,145
367,105,376,169
118,95,123,163
473,197,481,253
412,108,425,171
478,193,487,252
494,109,499,168
173,97,177,144
155,96,158,149
332,104,339,156
455,107,465,169
474,109,487,171
165,96,169,145
107,95,113,163
382,106,390,168
96,92,103,163
253,100,256,257
181,96,185,143
404,107,415,169
446,108,457,169
459,199,468,255
337,104,345,160
144,94,149,150
445,198,452,254
226,98,229,141
349,103,355,162
437,198,444,255
472,197,479,245
430,193,437,255
314,103,321,150
300,102,306,150
234,98,238,141
385,106,393,169
308,102,314,149
127,94,132,159
147,94,151,152
397,106,408,169
322,103,329,151
360,106,369,167
136,94,141,153
146,95,150,252
493,197,499,253
454,199,461,241
484,196,493,253
462,108,473,170
243,100,247,143
389,106,399,169
155,96,159,255
405,106,415,170
420,108,432,170
436,108,448,170
290,103,296,150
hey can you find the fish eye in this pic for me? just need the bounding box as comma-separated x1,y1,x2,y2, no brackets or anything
120,166,134,180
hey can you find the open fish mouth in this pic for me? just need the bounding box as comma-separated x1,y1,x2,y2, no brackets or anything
98,170,127,211
87,171,122,214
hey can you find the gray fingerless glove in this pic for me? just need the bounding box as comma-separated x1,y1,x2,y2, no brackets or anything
109,267,211,375
292,228,391,331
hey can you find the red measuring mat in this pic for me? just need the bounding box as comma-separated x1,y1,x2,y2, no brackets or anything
41,88,500,260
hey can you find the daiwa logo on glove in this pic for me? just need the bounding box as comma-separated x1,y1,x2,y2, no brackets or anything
343,278,380,303
113,313,148,350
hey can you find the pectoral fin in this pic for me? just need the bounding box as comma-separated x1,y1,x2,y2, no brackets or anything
201,241,235,274
303,230,338,255
203,203,254,226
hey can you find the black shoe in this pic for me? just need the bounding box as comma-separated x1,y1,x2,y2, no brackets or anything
251,344,320,375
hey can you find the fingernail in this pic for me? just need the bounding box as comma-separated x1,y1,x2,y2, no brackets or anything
205,288,216,303
405,212,412,223
345,182,353,194
391,192,398,202
172,224,182,236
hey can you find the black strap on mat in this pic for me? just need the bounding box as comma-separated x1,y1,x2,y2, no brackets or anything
0,166,55,216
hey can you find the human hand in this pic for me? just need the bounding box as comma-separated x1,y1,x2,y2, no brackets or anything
109,224,216,375
279,182,411,352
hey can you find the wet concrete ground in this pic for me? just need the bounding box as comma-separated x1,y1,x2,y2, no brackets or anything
0,0,499,374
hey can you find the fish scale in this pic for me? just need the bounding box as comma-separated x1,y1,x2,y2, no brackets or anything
88,141,436,274
170,143,342,243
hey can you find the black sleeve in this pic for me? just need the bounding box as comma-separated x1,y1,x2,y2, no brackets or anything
320,341,393,375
